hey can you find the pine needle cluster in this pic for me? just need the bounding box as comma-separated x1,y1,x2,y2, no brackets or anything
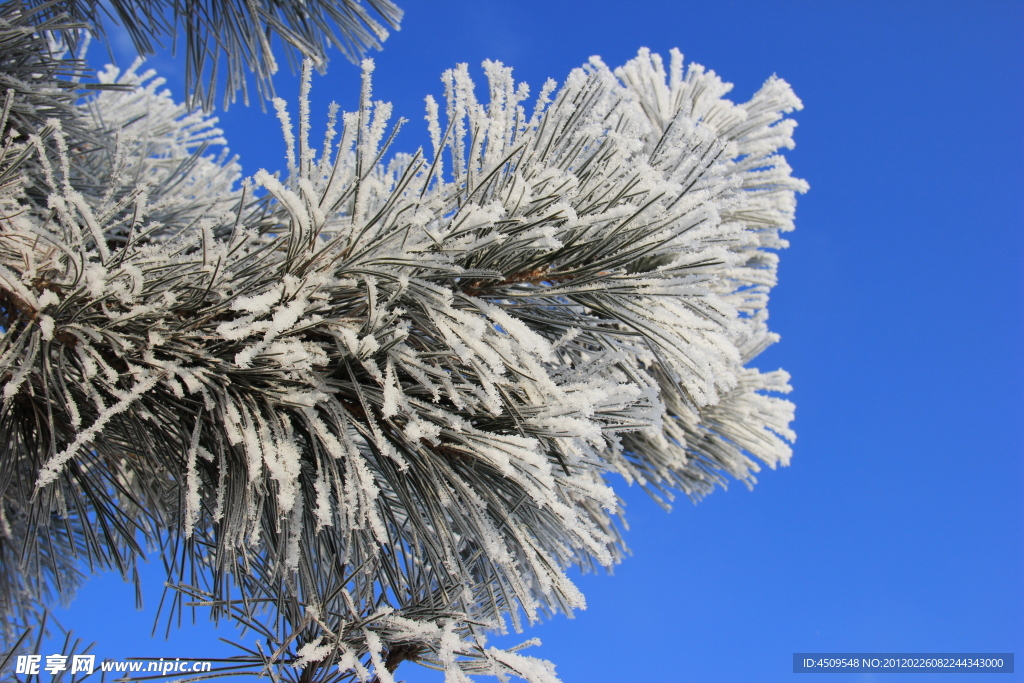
0,3,803,680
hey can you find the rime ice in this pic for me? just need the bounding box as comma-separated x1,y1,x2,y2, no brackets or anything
0,49,803,681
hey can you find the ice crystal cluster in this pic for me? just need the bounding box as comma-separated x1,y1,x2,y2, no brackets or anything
0,3,804,678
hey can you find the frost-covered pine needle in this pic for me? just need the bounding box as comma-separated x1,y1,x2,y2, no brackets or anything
0,45,804,681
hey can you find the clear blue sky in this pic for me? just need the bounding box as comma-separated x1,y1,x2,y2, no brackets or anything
51,1,1024,681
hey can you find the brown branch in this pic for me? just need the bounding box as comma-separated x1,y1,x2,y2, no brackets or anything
463,266,579,296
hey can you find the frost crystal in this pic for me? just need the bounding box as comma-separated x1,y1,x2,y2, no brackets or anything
0,45,803,681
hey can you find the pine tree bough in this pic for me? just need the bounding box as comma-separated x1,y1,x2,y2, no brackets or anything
0,43,805,682
13,0,403,109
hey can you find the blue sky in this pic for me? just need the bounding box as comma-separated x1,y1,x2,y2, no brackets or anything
46,1,1024,681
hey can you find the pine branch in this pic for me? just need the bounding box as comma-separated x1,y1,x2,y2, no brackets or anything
14,0,403,109
0,47,802,682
